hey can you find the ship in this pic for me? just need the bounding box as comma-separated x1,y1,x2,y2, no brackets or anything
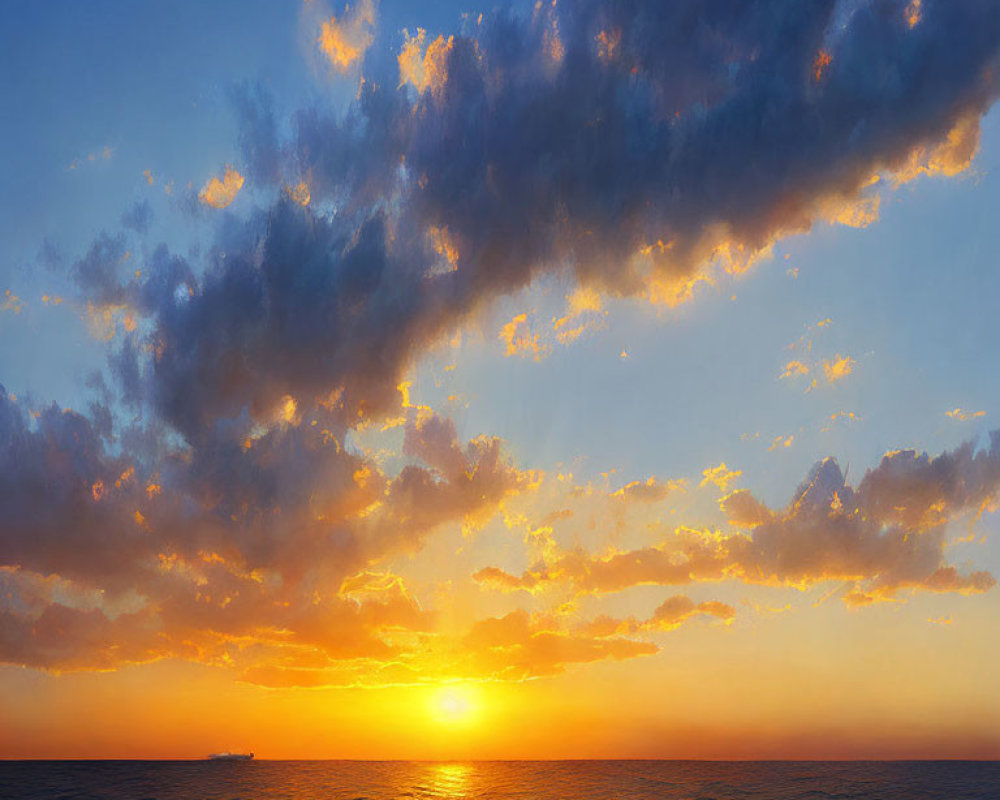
208,752,254,761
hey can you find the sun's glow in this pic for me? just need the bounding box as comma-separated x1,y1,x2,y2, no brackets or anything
430,685,479,725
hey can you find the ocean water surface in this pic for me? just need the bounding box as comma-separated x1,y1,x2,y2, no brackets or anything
3,760,999,800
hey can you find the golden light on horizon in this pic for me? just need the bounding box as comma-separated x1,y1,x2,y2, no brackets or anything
4,0,1000,771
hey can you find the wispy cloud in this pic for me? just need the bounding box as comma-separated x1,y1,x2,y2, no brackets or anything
946,407,985,421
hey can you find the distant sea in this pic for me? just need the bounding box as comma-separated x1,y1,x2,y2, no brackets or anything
2,760,999,800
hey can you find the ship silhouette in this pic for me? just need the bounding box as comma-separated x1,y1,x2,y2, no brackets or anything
208,752,254,761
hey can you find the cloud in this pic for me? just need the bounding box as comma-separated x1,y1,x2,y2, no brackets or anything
892,110,982,185
781,320,858,389
821,411,860,432
67,146,113,172
946,407,985,421
398,29,453,98
0,392,152,592
700,463,742,491
59,0,998,445
459,609,657,680
612,476,684,504
1,290,23,315
822,354,856,384
781,360,810,379
476,433,1000,605
0,388,533,673
498,312,550,361
720,489,774,529
198,165,245,209
0,603,167,672
768,434,795,452
393,409,539,537
645,595,735,631
238,601,686,687
579,595,736,638
474,540,730,596
727,454,995,601
552,286,608,345
318,0,376,72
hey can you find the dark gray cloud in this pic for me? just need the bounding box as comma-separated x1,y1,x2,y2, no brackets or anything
74,0,1000,441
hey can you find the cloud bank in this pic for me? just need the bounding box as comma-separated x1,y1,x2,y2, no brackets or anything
476,436,1000,605
76,0,1000,439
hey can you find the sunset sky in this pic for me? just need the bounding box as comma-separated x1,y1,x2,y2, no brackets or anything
2,0,1000,760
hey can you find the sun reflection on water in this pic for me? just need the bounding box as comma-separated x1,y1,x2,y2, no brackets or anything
426,762,472,798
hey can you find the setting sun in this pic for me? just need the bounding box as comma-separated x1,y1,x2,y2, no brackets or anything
430,686,480,726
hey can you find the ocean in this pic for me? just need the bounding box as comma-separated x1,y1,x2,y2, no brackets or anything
2,760,998,800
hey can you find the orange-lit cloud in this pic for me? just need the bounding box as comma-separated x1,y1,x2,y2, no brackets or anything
594,28,621,63
287,181,311,206
892,112,980,185
84,302,137,341
1,290,23,315
0,393,541,676
577,596,734,639
823,411,859,431
499,312,550,361
68,146,113,171
822,354,855,384
781,321,858,389
399,28,453,98
700,463,742,491
459,609,655,680
768,434,794,452
720,489,774,529
812,50,832,83
946,407,985,421
474,538,729,596
426,225,459,274
476,438,1000,606
198,165,245,209
318,0,375,72
552,286,608,345
781,360,809,379
823,191,881,229
613,476,685,504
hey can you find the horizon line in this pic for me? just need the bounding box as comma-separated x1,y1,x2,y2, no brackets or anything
3,757,999,763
